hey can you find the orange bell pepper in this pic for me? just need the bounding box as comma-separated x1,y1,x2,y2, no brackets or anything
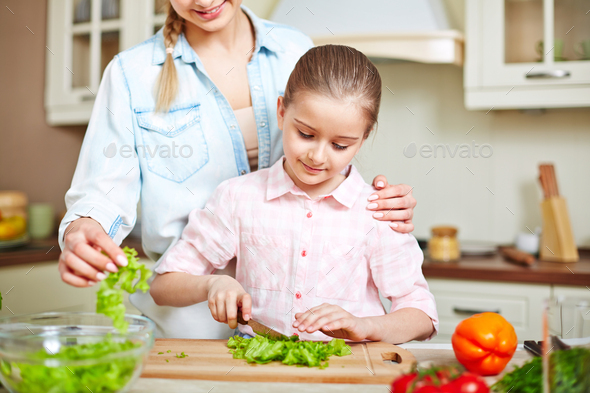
451,312,517,376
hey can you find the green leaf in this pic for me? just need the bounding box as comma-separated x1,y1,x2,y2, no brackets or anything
96,247,152,333
227,335,351,368
4,335,141,393
491,347,590,393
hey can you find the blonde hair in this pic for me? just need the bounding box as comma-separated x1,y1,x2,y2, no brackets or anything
283,45,381,138
155,3,184,112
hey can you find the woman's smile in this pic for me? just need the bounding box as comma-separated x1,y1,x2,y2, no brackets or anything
192,0,226,20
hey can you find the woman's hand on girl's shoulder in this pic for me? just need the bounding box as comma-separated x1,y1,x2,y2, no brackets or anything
293,303,373,341
368,175,416,233
58,217,129,287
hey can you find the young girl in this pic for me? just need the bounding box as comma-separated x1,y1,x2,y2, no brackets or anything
150,45,438,343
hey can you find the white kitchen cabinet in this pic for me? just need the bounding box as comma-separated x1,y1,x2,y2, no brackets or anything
0,259,154,318
45,0,167,125
464,0,590,110
425,278,551,343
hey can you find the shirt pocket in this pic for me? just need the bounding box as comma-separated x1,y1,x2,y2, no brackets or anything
240,232,289,291
134,103,209,183
316,242,366,302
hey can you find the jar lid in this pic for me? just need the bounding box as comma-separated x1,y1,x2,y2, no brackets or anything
0,191,28,208
431,226,458,237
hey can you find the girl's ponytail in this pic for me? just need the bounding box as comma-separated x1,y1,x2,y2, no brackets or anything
155,4,184,112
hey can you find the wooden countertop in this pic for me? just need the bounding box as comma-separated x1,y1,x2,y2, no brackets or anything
1,237,588,286
422,249,590,286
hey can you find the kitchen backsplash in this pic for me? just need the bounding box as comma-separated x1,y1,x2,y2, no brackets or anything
356,62,590,246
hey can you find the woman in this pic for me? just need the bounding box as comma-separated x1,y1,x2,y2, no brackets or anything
58,0,417,338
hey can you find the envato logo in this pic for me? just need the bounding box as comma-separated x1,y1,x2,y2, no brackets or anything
403,141,493,158
103,142,193,159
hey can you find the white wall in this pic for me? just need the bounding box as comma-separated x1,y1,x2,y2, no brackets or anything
246,0,590,246
355,63,590,246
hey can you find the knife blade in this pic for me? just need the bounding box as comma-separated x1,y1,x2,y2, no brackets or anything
237,310,285,340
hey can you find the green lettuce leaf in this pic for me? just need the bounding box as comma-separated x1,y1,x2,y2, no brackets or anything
96,247,152,333
2,335,141,393
227,334,352,369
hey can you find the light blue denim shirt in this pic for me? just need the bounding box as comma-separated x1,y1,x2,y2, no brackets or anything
58,6,313,338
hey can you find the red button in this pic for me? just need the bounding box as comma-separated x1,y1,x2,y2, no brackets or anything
295,291,302,299
307,212,312,218
301,250,307,257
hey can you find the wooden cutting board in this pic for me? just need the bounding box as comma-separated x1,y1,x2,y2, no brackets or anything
141,339,416,385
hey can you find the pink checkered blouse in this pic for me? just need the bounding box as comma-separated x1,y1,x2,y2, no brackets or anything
156,157,439,341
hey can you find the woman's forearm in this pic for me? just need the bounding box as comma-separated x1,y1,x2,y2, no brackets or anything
364,308,435,344
150,272,217,307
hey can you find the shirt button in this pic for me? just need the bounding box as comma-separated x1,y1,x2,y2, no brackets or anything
230,125,236,129
240,170,246,175
301,250,307,257
306,212,312,218
259,122,266,127
253,86,261,90
295,291,302,299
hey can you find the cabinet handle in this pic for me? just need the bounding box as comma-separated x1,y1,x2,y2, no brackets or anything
452,307,500,315
525,70,571,79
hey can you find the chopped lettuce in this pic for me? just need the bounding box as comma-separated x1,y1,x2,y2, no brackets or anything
1,335,141,393
96,247,152,333
227,334,352,369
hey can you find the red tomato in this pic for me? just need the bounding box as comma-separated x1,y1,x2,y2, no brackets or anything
413,386,441,393
444,374,489,393
391,373,418,392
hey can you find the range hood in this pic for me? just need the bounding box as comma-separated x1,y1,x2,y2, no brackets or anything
270,0,463,66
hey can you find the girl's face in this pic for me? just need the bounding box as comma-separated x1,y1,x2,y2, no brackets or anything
277,92,369,194
170,0,242,32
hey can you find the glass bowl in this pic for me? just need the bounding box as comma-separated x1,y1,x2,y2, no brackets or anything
0,312,154,393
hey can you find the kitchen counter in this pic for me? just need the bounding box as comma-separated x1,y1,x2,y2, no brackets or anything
0,344,534,393
2,236,589,286
0,236,146,267
422,249,590,286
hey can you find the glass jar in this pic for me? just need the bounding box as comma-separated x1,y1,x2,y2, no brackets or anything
428,226,460,262
0,191,28,241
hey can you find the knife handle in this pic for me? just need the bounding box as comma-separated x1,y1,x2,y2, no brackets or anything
237,310,248,325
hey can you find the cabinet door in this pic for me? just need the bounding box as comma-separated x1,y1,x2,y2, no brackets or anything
45,0,144,125
481,0,590,88
0,261,99,317
427,278,551,343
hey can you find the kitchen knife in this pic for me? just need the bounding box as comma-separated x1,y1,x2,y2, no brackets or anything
237,310,285,339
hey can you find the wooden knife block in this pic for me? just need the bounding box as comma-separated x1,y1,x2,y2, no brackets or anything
539,196,578,262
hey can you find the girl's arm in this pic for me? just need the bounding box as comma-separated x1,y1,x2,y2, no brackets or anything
294,304,433,344
150,272,216,307
149,180,251,328
151,272,252,329
363,307,434,343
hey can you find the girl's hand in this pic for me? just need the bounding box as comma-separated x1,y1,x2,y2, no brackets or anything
369,175,416,233
293,303,372,341
207,275,252,330
59,217,129,288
